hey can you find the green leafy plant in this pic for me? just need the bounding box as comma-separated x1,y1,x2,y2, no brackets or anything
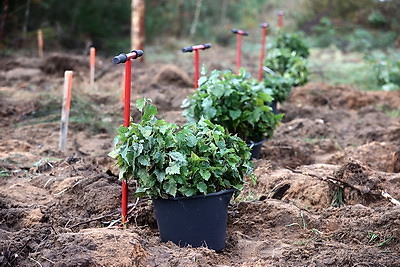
264,48,310,86
263,73,294,103
273,32,310,59
182,69,283,143
109,98,255,199
367,52,400,91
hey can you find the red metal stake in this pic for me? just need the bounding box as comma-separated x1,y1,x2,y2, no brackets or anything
182,43,212,89
278,11,284,30
124,60,131,127
258,23,269,82
236,34,242,75
231,29,249,75
194,49,200,89
112,49,143,225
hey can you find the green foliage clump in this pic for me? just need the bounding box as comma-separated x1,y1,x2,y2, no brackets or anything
263,74,294,103
273,32,310,59
264,48,309,86
182,69,283,143
109,98,255,199
367,52,400,91
368,11,388,28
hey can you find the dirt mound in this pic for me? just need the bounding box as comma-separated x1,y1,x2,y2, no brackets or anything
152,64,192,87
40,53,89,76
289,82,399,110
328,141,400,173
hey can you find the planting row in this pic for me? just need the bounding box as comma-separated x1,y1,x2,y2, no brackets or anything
109,28,311,250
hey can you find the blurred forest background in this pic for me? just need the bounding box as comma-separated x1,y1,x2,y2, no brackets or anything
1,0,399,54
2,0,400,91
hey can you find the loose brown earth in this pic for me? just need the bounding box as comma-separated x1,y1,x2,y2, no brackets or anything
1,52,400,267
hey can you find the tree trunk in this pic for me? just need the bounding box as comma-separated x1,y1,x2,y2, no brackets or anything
0,0,9,42
131,0,145,61
221,0,228,24
22,0,31,39
190,0,202,37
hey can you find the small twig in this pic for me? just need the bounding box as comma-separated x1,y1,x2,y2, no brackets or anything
68,212,118,229
29,257,43,267
108,219,121,228
68,198,141,229
53,179,83,196
44,177,53,188
40,255,55,264
64,219,72,228
381,191,400,206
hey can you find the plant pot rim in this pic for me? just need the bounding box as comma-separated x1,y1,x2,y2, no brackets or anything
153,188,236,201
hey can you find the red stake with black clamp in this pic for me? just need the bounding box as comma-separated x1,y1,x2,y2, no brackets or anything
182,43,212,89
258,23,269,82
231,29,249,75
112,49,144,225
278,11,284,30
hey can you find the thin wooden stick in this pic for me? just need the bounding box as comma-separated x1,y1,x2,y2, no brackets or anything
59,71,73,151
89,47,95,88
37,29,43,58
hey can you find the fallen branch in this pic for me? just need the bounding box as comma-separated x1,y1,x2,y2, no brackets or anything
285,166,399,206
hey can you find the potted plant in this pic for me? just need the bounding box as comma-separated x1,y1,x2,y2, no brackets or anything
261,32,310,111
182,69,283,159
264,47,310,87
273,32,310,59
109,98,255,251
262,72,294,113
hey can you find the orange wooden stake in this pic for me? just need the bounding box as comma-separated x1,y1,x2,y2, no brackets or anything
90,47,96,87
59,71,73,151
37,29,43,58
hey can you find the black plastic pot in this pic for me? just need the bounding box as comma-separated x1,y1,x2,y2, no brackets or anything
152,189,235,251
270,100,278,114
248,139,265,159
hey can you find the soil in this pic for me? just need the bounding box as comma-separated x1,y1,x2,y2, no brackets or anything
1,52,400,267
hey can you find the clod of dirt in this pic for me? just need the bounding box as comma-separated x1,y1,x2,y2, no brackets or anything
40,53,88,75
328,141,400,173
151,64,192,87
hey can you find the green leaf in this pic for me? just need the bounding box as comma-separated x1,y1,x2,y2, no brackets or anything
211,84,224,98
186,135,197,147
163,180,177,196
138,155,150,166
166,164,180,175
142,104,158,121
168,152,186,163
179,186,197,197
154,169,165,182
199,169,211,181
201,97,217,118
229,110,241,120
198,76,207,86
197,182,207,194
139,125,152,137
136,98,146,112
120,144,129,163
108,148,120,159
